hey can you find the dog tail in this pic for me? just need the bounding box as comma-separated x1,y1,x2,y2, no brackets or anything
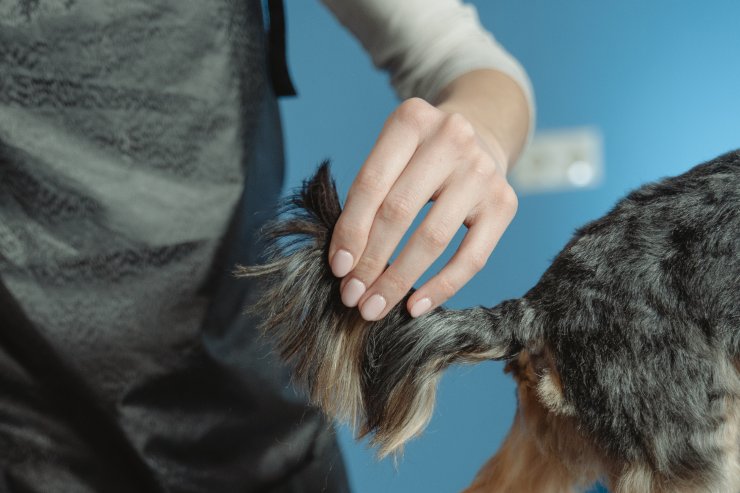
237,161,530,457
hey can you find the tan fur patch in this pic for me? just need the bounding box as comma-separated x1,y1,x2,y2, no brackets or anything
372,347,518,458
536,371,576,417
463,349,603,493
463,351,740,492
313,315,366,428
372,370,443,458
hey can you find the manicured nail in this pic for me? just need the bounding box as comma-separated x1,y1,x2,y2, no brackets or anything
410,297,432,318
331,249,353,277
341,278,365,307
361,294,386,321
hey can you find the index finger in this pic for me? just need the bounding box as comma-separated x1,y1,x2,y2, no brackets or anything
328,99,437,277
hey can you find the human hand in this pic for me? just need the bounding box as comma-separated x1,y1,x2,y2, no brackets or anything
327,97,519,321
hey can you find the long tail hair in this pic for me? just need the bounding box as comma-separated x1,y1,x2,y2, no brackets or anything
237,161,528,457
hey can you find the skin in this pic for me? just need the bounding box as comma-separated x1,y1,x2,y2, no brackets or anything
327,69,531,321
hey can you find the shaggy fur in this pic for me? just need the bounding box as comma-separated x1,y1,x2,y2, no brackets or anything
237,150,740,492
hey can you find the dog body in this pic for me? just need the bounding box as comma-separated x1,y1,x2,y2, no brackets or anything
240,150,740,492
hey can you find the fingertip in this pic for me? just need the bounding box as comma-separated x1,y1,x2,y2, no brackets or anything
409,297,432,318
341,278,365,307
331,249,353,278
360,294,386,321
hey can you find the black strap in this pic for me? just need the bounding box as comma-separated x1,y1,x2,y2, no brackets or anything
267,0,297,97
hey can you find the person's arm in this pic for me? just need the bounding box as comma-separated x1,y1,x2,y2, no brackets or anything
320,0,535,143
433,68,530,172
322,0,534,321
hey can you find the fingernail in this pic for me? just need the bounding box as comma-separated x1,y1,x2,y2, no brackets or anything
361,294,386,321
341,278,365,307
331,249,353,277
410,297,432,318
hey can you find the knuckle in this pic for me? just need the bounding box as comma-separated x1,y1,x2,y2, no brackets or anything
352,260,382,283
441,113,476,144
468,250,489,273
395,98,433,129
333,217,365,242
354,169,387,196
400,97,431,115
379,193,415,223
356,249,386,271
382,269,411,294
499,183,519,214
419,223,451,251
435,276,458,300
469,159,495,181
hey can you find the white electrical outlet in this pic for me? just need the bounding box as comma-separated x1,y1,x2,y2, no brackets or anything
510,127,604,194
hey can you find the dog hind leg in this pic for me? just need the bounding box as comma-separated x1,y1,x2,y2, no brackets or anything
462,414,580,492
463,351,602,493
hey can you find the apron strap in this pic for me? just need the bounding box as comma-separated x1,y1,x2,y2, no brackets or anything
267,0,298,97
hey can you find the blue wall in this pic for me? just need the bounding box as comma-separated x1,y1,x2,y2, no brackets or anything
279,1,740,491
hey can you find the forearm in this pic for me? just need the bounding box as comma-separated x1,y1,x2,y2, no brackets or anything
433,69,530,173
322,0,534,172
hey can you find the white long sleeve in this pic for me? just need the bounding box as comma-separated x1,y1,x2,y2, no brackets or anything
321,0,535,135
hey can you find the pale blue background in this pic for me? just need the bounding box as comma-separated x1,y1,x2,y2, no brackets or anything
278,1,740,491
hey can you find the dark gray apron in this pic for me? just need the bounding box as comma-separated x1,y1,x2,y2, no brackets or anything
0,1,348,491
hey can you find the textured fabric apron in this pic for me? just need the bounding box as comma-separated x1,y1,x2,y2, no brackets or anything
0,1,349,491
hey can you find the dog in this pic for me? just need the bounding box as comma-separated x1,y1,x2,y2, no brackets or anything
237,149,739,492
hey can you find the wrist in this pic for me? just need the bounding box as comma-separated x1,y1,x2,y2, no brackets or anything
433,69,530,174
436,100,511,174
